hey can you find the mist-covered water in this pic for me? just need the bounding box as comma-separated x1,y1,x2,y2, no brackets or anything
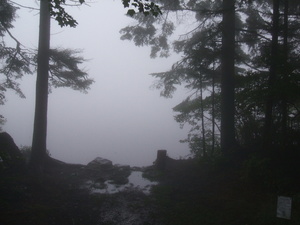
1,0,191,167
85,171,158,194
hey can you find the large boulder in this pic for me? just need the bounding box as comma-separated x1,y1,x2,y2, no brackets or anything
86,157,113,171
0,132,25,171
84,157,131,187
111,164,131,185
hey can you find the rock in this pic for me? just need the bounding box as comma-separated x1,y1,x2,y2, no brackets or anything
131,166,142,171
83,159,132,191
85,157,114,180
111,164,131,185
86,157,113,171
0,132,25,171
114,164,131,173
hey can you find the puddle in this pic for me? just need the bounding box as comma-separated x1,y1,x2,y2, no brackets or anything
85,171,158,194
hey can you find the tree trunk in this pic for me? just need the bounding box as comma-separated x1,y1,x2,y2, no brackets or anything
220,0,236,154
199,75,206,156
211,67,215,155
30,0,51,172
281,0,288,148
263,0,279,149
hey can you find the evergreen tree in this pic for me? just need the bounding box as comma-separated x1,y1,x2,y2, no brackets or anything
238,0,300,148
121,0,243,156
30,0,161,171
48,0,161,28
220,0,236,153
0,0,33,128
30,0,94,171
121,0,300,157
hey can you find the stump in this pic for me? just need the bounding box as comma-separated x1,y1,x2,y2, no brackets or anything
156,149,167,171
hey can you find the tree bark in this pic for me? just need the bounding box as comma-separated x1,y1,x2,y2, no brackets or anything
30,0,51,172
263,0,279,149
281,0,288,148
199,74,206,156
211,67,215,155
220,0,236,154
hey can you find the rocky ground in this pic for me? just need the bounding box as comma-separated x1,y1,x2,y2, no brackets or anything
1,132,300,225
0,132,172,225
0,155,164,225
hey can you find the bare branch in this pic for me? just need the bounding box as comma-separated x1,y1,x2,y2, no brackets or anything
8,0,39,11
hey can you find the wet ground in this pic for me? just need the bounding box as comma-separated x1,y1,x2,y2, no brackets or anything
85,170,158,194
3,154,298,225
0,159,164,225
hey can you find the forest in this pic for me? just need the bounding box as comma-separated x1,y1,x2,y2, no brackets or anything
1,0,300,224
120,0,300,157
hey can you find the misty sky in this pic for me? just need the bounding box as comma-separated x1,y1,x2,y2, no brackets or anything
2,0,191,166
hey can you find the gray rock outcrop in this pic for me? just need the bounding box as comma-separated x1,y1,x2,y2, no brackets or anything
84,157,131,186
0,132,25,171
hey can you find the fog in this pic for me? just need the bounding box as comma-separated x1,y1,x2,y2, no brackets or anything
2,0,191,167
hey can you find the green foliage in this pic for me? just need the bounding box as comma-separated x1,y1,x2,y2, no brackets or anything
0,115,6,131
0,1,33,101
48,0,84,27
47,48,94,92
0,0,34,126
240,155,274,189
121,0,300,156
120,7,174,58
150,156,300,225
0,150,8,170
122,0,162,17
19,145,51,164
0,0,16,34
121,0,228,157
238,0,300,147
19,145,33,165
48,0,161,27
0,44,33,101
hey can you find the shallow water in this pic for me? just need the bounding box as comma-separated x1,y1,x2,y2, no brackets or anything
87,171,158,194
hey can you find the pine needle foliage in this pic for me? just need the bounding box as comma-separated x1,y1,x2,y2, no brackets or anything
48,48,94,93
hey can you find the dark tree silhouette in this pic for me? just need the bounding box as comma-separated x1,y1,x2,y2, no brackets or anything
30,0,160,172
30,0,51,172
0,1,33,128
220,0,236,154
262,0,279,148
48,0,161,27
30,0,93,171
